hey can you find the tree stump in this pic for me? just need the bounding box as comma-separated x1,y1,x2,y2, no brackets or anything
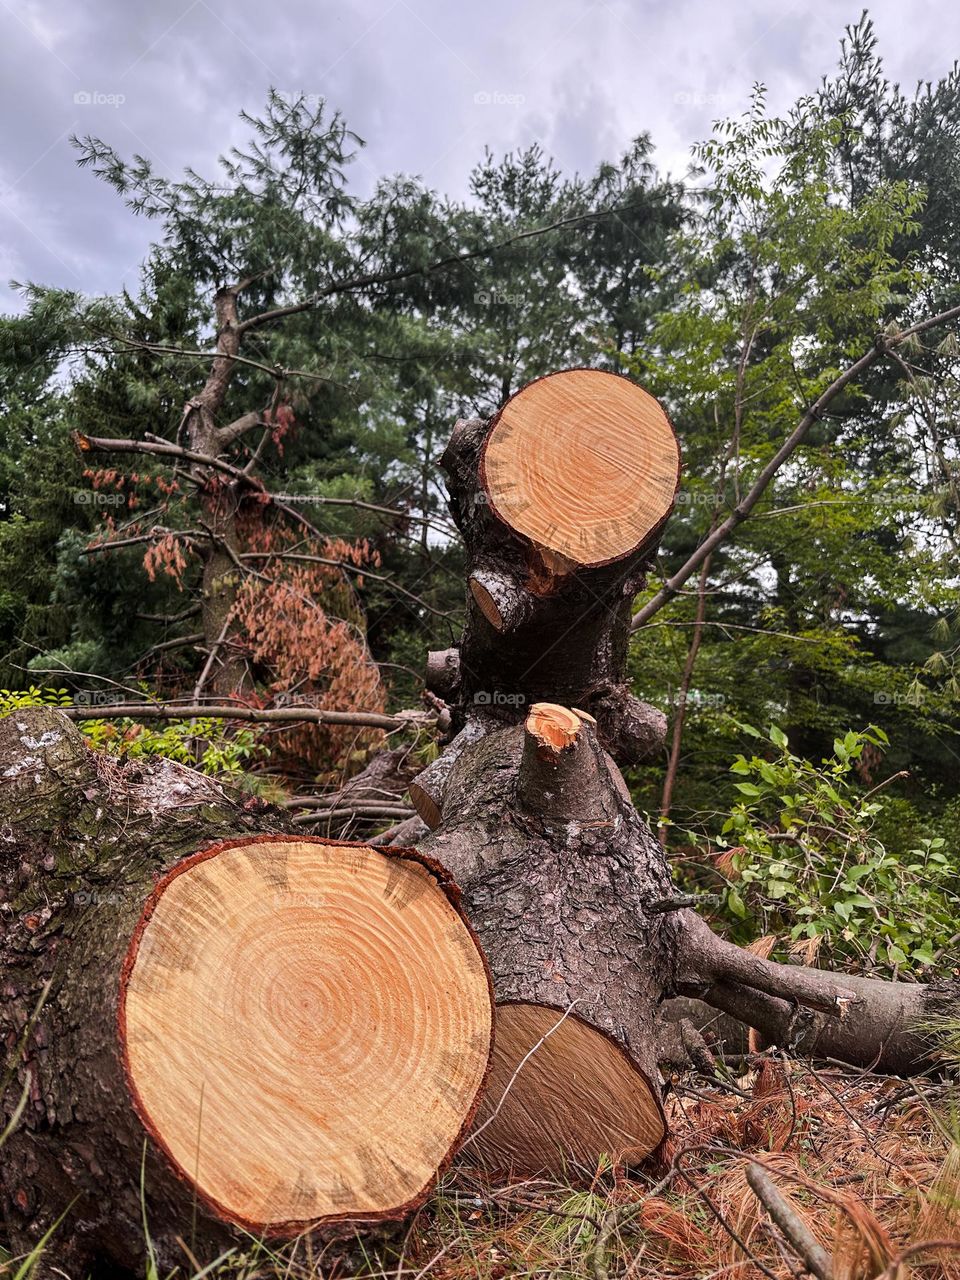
0,709,492,1276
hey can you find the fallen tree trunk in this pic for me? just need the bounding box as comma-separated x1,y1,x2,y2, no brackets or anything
419,702,673,1177
0,709,492,1277
411,368,956,1179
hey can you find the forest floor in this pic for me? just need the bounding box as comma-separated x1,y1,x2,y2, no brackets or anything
2,1054,958,1279
169,1054,960,1280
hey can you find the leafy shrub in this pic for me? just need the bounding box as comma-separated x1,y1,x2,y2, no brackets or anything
0,685,73,715
709,723,960,975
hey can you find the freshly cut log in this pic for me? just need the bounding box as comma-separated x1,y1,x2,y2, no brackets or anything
440,368,675,764
480,367,680,567
0,709,493,1277
122,837,493,1231
470,1004,665,1177
421,703,670,1178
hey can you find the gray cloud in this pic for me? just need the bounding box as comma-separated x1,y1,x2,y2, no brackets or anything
1,0,958,312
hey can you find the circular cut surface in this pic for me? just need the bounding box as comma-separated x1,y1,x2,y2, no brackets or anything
469,1003,664,1177
481,369,679,565
122,839,492,1230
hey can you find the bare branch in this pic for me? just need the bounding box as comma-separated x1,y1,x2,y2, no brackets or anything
60,702,430,731
75,433,254,485
746,1163,833,1280
235,199,661,335
242,550,456,617
632,302,960,629
216,411,265,448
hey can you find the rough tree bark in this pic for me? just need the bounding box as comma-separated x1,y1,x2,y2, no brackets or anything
409,368,955,1178
0,709,492,1277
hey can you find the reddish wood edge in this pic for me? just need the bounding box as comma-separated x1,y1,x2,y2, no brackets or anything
117,832,496,1239
477,366,683,571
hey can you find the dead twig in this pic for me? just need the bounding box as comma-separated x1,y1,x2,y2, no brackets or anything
746,1162,833,1280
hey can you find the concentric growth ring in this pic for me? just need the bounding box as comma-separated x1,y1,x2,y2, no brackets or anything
120,836,493,1232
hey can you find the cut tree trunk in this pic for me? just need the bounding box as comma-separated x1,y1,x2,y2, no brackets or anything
0,709,492,1277
410,368,957,1180
436,368,676,766
420,702,672,1177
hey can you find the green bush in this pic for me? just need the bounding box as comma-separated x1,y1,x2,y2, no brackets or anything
707,723,960,976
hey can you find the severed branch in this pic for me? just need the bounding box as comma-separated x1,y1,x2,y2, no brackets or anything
632,301,960,629
75,433,446,531
674,910,951,1074
75,433,256,485
290,804,416,825
241,551,456,618
61,703,429,731
746,1163,833,1280
677,911,858,1017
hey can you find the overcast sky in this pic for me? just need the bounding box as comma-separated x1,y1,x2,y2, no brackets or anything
1,0,958,314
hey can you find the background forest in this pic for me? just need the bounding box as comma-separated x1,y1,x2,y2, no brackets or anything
3,14,960,977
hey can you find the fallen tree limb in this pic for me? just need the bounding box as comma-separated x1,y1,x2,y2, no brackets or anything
60,702,426,731
746,1162,833,1280
675,911,950,1074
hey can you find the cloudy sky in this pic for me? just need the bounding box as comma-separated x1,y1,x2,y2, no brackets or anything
1,0,958,313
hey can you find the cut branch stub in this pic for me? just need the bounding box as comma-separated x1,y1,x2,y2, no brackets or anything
518,703,620,824
468,566,533,632
121,836,493,1234
425,647,461,700
408,718,491,831
480,368,681,567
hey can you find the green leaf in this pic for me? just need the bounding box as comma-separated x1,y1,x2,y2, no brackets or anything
727,888,747,918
